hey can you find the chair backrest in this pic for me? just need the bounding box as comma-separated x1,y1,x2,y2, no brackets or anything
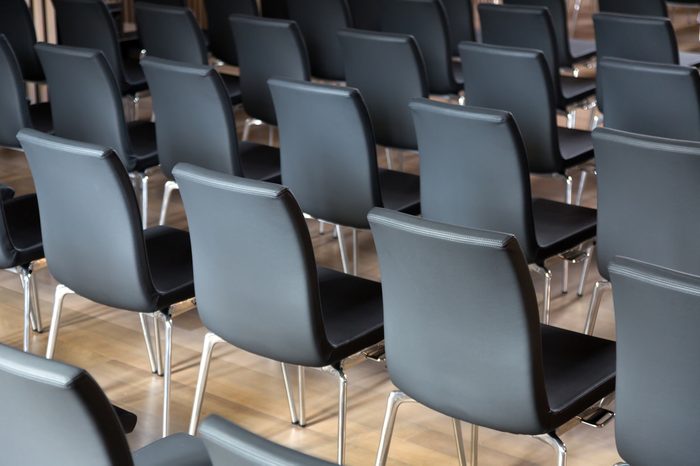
609,257,700,466
380,0,457,95
141,57,242,179
260,0,289,18
594,13,678,64
0,0,43,81
135,0,187,5
598,0,667,17
204,0,258,65
269,78,382,229
136,3,208,65
347,0,380,30
459,42,561,174
35,44,133,168
0,343,133,466
339,29,429,150
441,0,475,55
410,100,539,262
173,164,333,367
369,208,552,434
0,35,32,149
287,0,352,81
230,15,310,125
598,58,700,141
593,127,700,280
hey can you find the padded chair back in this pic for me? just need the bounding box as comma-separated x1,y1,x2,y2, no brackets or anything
369,208,551,434
173,164,333,367
442,0,475,55
598,58,700,141
0,344,133,466
380,0,457,95
287,0,352,81
204,0,258,65
459,42,561,173
269,78,381,229
339,29,429,150
0,36,32,148
35,44,133,168
594,13,678,64
347,0,380,30
593,127,700,280
410,100,539,262
141,57,242,179
598,0,667,16
18,129,158,313
136,3,208,65
609,257,700,466
0,0,43,81
230,15,310,125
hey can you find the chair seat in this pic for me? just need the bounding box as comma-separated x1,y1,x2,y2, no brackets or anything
559,76,596,109
28,102,53,134
679,51,700,68
452,60,464,86
533,198,596,263
123,55,148,95
239,141,281,183
557,127,594,169
127,121,160,172
220,73,242,105
378,168,421,215
144,225,195,308
2,194,43,268
133,433,211,466
541,324,615,427
318,267,384,364
568,38,596,63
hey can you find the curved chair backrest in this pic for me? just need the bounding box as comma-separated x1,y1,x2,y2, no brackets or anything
35,44,133,168
0,35,32,149
269,78,382,229
173,164,333,367
369,208,552,434
287,0,352,81
459,42,561,174
136,3,208,65
598,58,700,141
18,129,158,313
410,100,539,262
598,0,667,16
230,15,310,125
593,127,700,280
339,29,429,150
260,0,289,18
204,0,258,65
594,13,678,64
380,0,457,95
141,57,241,179
347,0,380,30
442,0,475,55
0,344,134,466
0,0,43,81
609,257,700,466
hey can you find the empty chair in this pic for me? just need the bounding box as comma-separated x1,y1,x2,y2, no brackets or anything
598,0,667,16
584,128,700,335
204,0,258,66
174,164,384,465
269,78,420,274
411,100,596,322
0,0,44,82
141,56,280,225
17,128,195,436
36,43,159,225
442,0,475,56
608,257,700,466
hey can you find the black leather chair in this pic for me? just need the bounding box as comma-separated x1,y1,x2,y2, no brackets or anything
598,0,667,16
287,0,352,81
269,78,420,274
411,100,596,323
0,0,44,82
442,0,475,56
204,0,258,66
379,0,462,97
141,56,280,225
135,2,242,104
17,128,195,437
35,43,160,226
347,0,380,30
173,164,384,465
368,208,615,466
584,128,700,335
608,257,700,466
338,29,429,169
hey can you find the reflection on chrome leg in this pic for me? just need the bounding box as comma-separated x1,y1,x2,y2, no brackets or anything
374,391,416,466
45,284,74,359
583,280,612,335
188,331,224,435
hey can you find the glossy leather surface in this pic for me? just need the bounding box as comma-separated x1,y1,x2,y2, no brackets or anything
203,0,258,66
136,3,209,64
594,13,679,65
133,433,211,466
0,0,44,81
442,0,475,55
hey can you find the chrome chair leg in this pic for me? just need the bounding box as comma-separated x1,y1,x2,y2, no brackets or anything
561,174,573,294
575,170,588,206
564,175,573,205
452,419,467,466
188,331,224,435
18,266,31,352
577,245,594,297
158,180,178,226
583,280,611,335
242,117,263,141
153,313,163,376
566,110,576,129
335,366,348,465
268,125,275,146
375,391,416,466
336,225,350,274
570,0,582,34
352,228,358,276
141,173,149,228
537,432,567,466
280,363,299,425
45,284,74,359
319,220,326,235
384,147,393,170
28,265,42,333
156,309,173,437
298,365,306,426
470,424,479,466
529,264,553,323
139,313,158,374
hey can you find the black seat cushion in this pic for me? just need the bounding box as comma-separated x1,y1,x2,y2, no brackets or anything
133,432,211,466
559,76,596,108
557,127,594,169
378,168,421,216
569,38,596,62
238,141,281,183
126,121,160,172
533,198,596,263
145,226,194,308
28,102,53,134
123,55,148,94
3,194,43,267
220,73,242,105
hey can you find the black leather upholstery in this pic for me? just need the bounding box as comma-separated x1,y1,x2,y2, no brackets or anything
368,208,614,435
0,193,44,270
132,433,211,466
203,0,258,66
347,0,380,30
0,0,44,81
442,0,475,55
598,0,667,16
595,13,681,65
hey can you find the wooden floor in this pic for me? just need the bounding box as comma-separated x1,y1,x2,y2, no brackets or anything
2,4,699,465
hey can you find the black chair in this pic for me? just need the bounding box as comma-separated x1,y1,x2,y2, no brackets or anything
287,0,352,81
442,0,475,56
608,257,700,466
411,100,596,323
174,164,384,465
135,2,242,104
584,128,700,335
0,0,44,82
36,43,160,226
17,128,195,437
379,0,462,97
338,29,429,169
204,0,258,66
347,0,380,30
598,0,667,16
135,0,187,5
269,78,420,274
368,208,615,466
141,56,280,225
260,0,289,18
